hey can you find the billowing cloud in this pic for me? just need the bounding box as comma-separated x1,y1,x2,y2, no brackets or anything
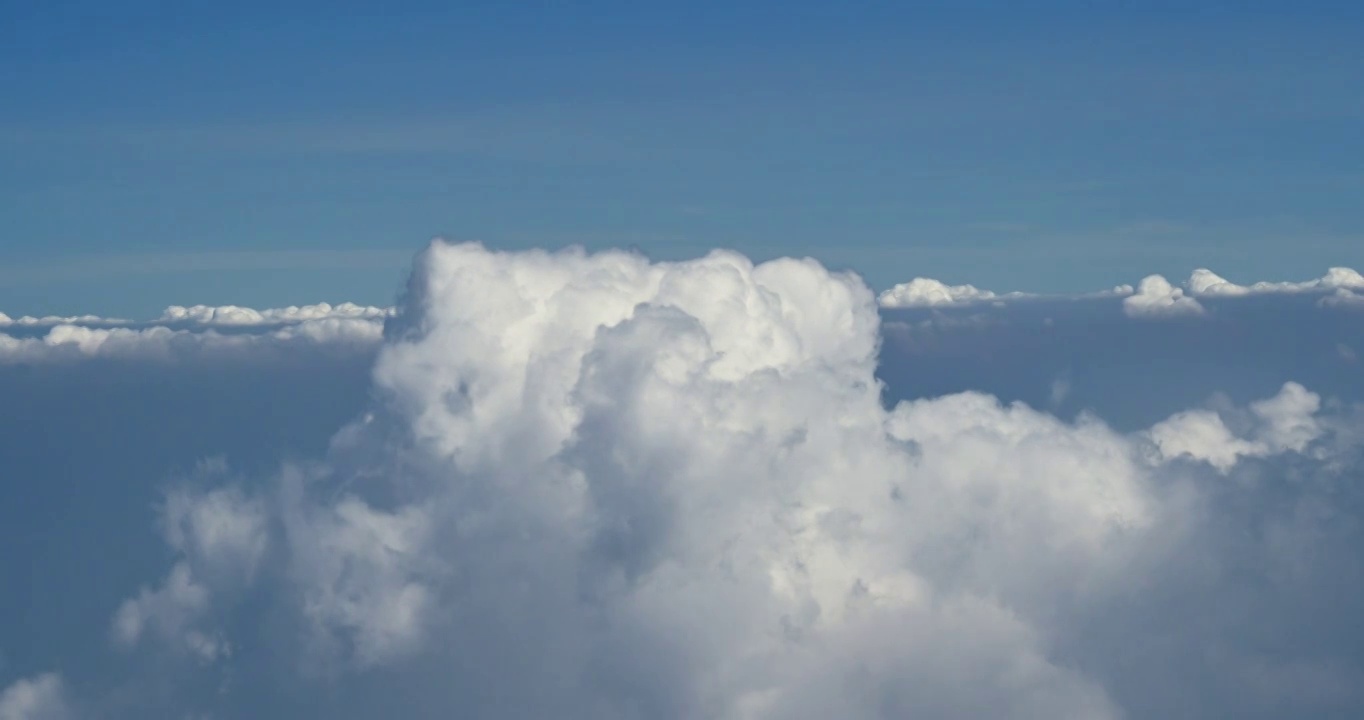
79,242,1362,718
7,242,1364,717
1122,274,1204,317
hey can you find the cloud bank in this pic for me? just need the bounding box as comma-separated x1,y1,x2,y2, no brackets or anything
0,304,386,364
4,243,1364,718
875,265,1364,315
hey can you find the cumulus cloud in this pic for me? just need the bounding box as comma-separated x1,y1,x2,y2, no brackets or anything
1189,267,1364,297
1147,382,1322,472
1122,274,1204,317
0,674,71,720
877,277,1004,308
82,241,1361,718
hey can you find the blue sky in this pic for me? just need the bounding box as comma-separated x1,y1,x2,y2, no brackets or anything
4,1,1363,316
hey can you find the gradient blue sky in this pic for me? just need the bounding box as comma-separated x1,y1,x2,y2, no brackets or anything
4,1,1362,317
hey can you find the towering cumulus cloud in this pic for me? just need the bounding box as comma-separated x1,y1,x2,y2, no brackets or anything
91,241,1363,719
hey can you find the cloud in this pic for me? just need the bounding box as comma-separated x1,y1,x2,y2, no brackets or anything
80,242,1362,718
873,266,1362,312
0,317,383,364
157,302,392,326
1147,382,1322,472
111,477,269,664
0,674,71,720
1122,274,1204,317
7,241,1364,717
1189,267,1364,297
877,277,1003,308
0,313,119,328
1322,288,1364,309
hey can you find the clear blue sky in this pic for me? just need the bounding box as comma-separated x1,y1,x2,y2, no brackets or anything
3,1,1362,317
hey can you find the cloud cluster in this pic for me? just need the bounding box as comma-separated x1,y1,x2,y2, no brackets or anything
876,266,1364,316
1188,267,1364,297
0,316,383,363
86,242,1364,718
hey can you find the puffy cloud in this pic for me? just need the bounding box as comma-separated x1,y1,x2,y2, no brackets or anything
0,674,71,720
87,241,1362,719
1147,382,1323,472
1189,267,1364,297
877,277,1004,308
1122,274,1204,317
5,241,1364,717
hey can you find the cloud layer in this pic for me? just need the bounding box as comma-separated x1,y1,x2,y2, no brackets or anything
4,243,1364,718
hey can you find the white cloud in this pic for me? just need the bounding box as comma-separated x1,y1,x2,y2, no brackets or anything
103,241,1364,718
877,277,1003,308
1188,267,1364,297
1123,274,1204,317
158,302,392,326
0,674,71,720
0,313,122,327
1146,382,1322,472
874,267,1363,311
0,317,383,364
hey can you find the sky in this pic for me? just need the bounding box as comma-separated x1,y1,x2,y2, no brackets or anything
6,4,1364,718
3,242,1364,718
4,1,1364,317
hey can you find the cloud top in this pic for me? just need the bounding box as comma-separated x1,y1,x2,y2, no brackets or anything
1122,274,1205,317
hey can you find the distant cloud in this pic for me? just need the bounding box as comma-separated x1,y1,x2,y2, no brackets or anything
0,302,386,363
1147,382,1321,472
0,250,412,289
1188,267,1364,297
1122,274,1205,317
158,302,392,326
875,266,1364,312
877,277,1005,308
